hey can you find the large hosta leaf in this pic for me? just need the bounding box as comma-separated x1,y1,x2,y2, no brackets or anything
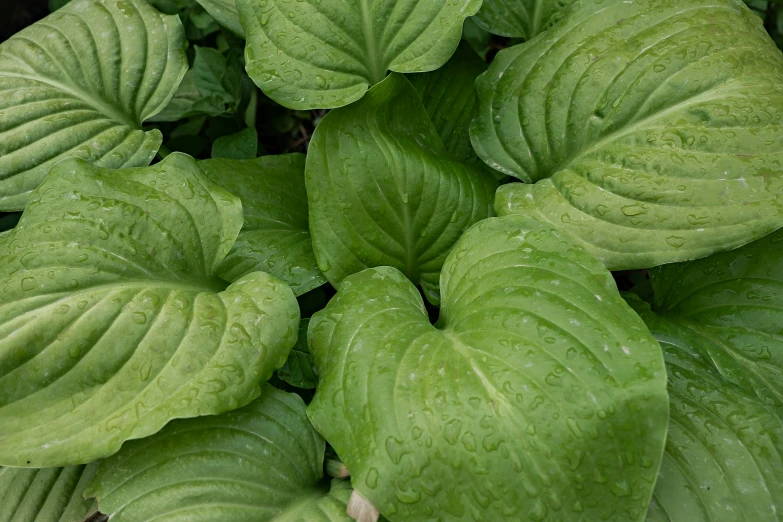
478,0,783,270
195,0,243,37
306,73,497,303
307,215,669,521
0,464,96,522
84,385,351,522
199,154,325,296
236,0,482,110
407,42,488,168
0,154,300,467
626,296,783,522
474,0,577,39
0,0,188,211
649,228,783,416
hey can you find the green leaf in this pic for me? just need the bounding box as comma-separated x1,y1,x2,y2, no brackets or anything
236,0,483,110
407,42,488,167
306,73,497,303
276,319,317,389
0,153,300,467
150,46,243,122
474,0,577,39
478,0,783,270
0,0,188,211
211,128,258,159
307,215,669,521
85,385,352,522
195,0,243,37
626,296,783,522
199,154,326,295
0,464,97,522
649,228,783,416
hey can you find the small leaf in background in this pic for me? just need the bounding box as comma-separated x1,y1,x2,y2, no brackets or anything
474,0,577,39
0,0,188,211
461,17,492,60
151,47,244,122
195,0,243,37
625,295,783,522
276,319,317,389
199,154,326,294
48,0,72,11
236,0,483,109
482,0,783,270
649,229,783,415
211,127,258,159
307,215,669,521
0,154,299,467
0,464,97,522
306,73,497,303
84,385,350,522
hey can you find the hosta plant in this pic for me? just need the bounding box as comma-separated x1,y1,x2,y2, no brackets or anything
1,0,783,521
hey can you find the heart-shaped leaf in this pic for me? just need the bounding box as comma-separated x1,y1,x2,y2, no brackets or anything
236,0,482,109
477,0,783,270
84,385,354,522
195,0,243,37
474,0,577,39
0,464,97,522
626,295,783,522
200,154,326,296
0,0,188,211
307,215,669,521
649,228,783,416
0,153,300,467
306,73,497,303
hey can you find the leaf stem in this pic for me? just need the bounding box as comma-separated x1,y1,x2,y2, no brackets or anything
245,88,258,130
157,144,172,160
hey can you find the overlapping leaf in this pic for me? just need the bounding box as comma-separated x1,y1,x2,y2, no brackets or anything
479,0,783,270
0,0,188,211
236,0,482,109
0,464,96,522
306,73,497,303
307,215,669,521
85,385,350,522
200,154,326,296
195,0,243,37
474,0,577,39
0,154,300,467
626,296,783,522
650,228,783,415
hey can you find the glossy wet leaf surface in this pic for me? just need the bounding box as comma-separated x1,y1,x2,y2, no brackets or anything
0,464,96,522
0,154,300,467
307,215,669,521
627,296,783,522
306,73,497,303
0,0,188,210
480,0,783,270
236,0,482,109
200,154,326,296
85,385,353,521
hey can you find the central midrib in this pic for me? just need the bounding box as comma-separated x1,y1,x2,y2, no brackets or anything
359,0,386,84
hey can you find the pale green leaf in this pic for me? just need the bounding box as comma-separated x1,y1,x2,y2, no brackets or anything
306,73,497,303
0,153,300,467
626,296,783,522
478,0,783,270
211,128,258,159
0,0,188,211
195,0,243,37
150,46,243,122
199,154,326,296
307,215,669,521
650,228,783,416
0,464,97,522
474,0,577,39
407,42,488,168
84,385,343,521
236,0,483,109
